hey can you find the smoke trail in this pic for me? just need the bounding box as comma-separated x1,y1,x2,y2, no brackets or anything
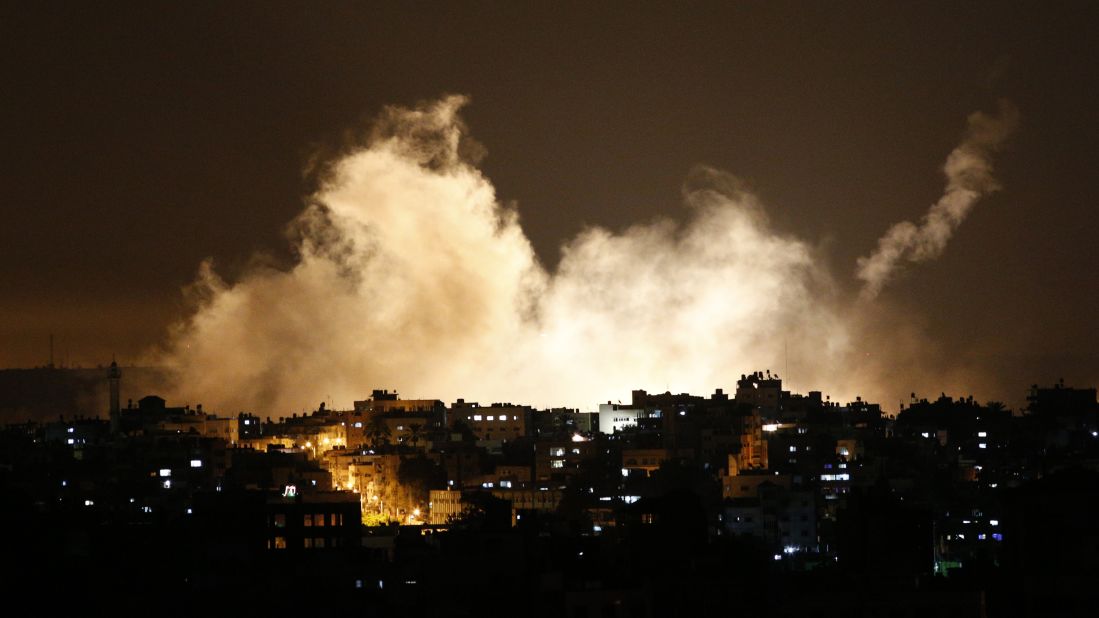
855,101,1019,300
159,96,851,414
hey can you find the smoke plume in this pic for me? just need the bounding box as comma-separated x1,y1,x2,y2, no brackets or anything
856,101,1019,299
159,96,854,414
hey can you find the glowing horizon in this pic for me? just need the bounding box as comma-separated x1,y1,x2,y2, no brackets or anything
155,96,1015,416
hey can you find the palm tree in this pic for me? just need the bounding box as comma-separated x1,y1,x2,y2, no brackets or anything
408,423,423,449
366,415,391,449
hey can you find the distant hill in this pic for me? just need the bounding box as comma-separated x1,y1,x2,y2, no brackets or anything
0,366,172,423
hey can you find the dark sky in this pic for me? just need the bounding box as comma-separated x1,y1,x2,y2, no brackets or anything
3,2,1098,399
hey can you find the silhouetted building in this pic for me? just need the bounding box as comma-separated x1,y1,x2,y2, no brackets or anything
107,361,121,434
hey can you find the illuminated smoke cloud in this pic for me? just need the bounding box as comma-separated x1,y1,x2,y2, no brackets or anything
856,101,1019,300
159,96,852,414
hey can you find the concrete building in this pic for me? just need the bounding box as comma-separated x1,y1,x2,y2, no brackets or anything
722,482,817,553
266,491,361,551
735,371,784,418
723,469,792,500
535,438,597,481
598,403,644,435
622,448,670,476
450,400,531,443
428,488,465,525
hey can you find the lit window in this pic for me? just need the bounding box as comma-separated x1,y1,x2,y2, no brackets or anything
621,468,629,477
978,443,987,449
992,533,1003,541
551,459,564,469
990,519,999,526
274,514,286,528
66,438,74,445
190,459,202,468
159,468,171,477
978,431,987,437
487,416,495,421
84,499,94,506
274,536,286,549
67,427,74,434
789,446,797,453
473,415,482,421
550,447,565,456
304,514,313,527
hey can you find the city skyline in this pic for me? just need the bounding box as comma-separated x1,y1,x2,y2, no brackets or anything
5,359,1096,616
5,5,1099,614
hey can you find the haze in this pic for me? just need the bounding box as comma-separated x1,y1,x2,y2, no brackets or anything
3,3,1097,412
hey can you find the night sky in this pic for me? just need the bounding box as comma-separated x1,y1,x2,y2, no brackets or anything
3,2,1098,406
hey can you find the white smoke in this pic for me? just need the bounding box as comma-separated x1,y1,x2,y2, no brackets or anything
856,101,1019,299
159,95,853,414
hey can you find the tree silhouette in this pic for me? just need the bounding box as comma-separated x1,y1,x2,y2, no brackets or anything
366,414,391,448
408,422,423,449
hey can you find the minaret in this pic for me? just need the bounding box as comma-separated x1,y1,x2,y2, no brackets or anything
108,360,122,434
